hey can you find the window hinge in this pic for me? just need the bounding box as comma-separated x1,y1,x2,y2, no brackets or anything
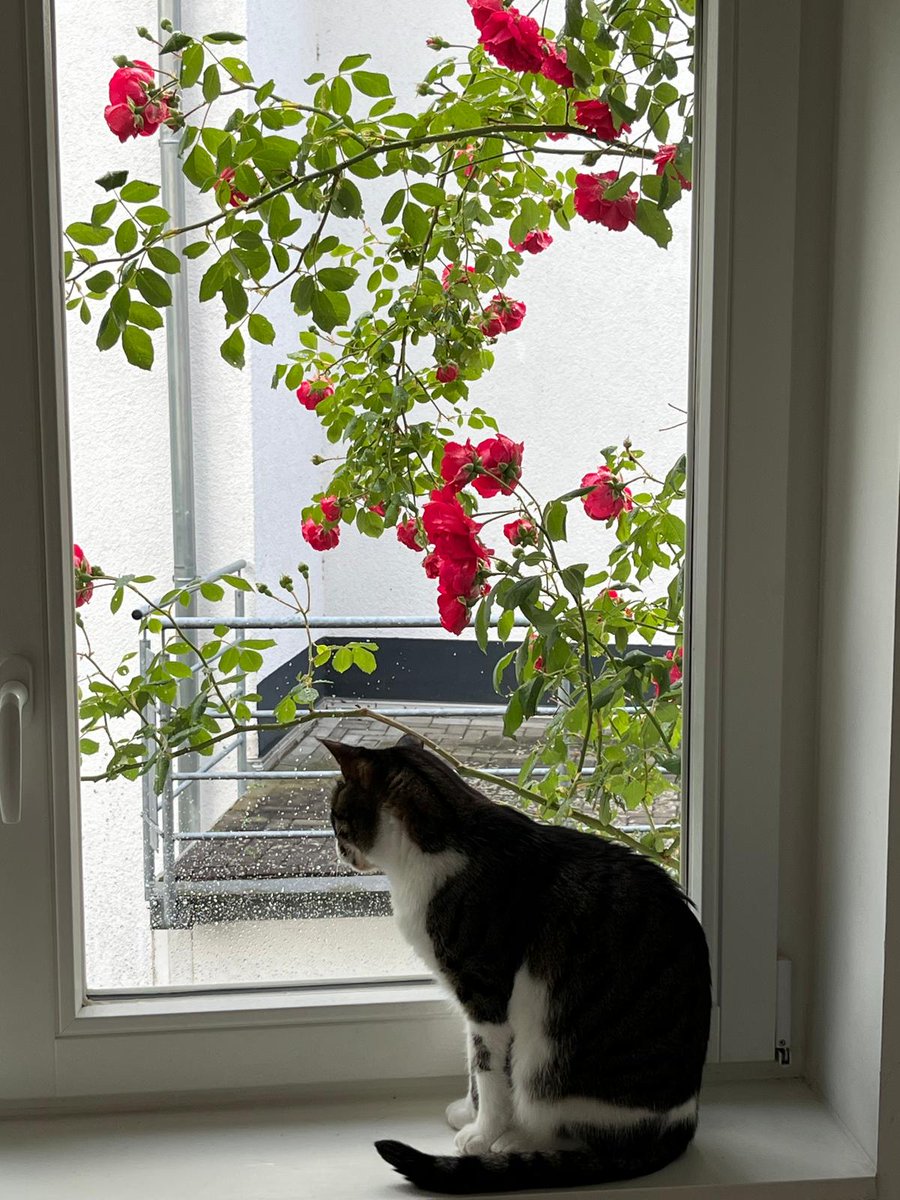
775,957,791,1066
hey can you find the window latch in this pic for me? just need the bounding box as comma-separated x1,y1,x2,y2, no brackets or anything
0,656,33,825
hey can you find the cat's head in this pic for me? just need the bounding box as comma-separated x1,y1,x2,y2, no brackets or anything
321,734,471,873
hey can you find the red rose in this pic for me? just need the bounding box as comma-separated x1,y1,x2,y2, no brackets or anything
219,166,249,207
296,380,334,410
423,551,441,579
437,588,469,636
473,434,523,498
104,60,169,142
509,229,552,254
302,518,340,551
436,363,459,384
73,544,94,609
539,41,574,87
423,489,492,588
467,0,505,32
666,646,683,685
529,633,544,672
479,8,545,73
581,465,634,520
368,502,386,517
441,262,475,290
454,145,476,179
605,589,620,601
546,131,569,141
481,294,526,336
108,61,155,104
397,518,424,551
503,517,537,546
653,143,692,190
440,440,480,491
574,172,637,232
574,100,631,141
320,495,341,523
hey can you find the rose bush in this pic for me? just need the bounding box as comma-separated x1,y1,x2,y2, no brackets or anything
69,0,693,869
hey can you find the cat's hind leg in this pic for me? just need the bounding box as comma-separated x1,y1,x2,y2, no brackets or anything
454,1022,514,1155
445,1027,479,1129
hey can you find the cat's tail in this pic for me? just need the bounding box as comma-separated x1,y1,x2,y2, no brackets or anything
375,1122,695,1195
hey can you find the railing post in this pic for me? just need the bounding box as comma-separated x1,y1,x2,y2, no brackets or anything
159,702,178,929
139,631,157,904
234,581,248,798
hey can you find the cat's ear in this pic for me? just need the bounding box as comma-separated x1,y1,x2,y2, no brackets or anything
395,733,424,751
319,738,378,786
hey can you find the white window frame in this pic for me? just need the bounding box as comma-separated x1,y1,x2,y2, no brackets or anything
0,0,804,1105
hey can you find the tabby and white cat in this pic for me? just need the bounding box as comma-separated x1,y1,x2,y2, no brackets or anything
324,735,711,1194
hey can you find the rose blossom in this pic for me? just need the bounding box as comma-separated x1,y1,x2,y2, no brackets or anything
503,518,537,546
440,440,480,491
296,380,334,410
422,488,492,634
436,363,459,384
320,495,341,523
509,229,553,254
539,41,574,87
574,99,631,141
218,166,249,207
73,544,94,608
667,646,683,685
423,551,441,579
437,589,469,636
302,518,340,551
441,262,475,290
574,171,638,232
653,143,692,190
473,434,523,498
368,502,386,517
467,0,505,32
481,294,526,336
479,7,545,73
546,131,569,141
581,465,634,520
397,518,425,551
455,145,476,179
104,60,169,142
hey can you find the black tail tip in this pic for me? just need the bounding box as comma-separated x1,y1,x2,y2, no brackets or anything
375,1138,429,1175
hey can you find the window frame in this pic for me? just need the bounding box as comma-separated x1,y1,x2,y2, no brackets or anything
0,0,802,1104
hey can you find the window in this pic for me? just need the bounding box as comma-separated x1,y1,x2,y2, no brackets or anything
0,0,793,1103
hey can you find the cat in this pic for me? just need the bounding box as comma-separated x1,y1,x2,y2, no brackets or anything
323,734,711,1194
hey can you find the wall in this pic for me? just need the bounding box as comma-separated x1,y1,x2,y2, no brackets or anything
58,0,691,988
811,0,900,1161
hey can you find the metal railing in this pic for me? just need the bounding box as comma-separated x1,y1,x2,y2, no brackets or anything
134,563,554,928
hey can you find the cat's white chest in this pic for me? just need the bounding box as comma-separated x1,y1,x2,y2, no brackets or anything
386,848,466,974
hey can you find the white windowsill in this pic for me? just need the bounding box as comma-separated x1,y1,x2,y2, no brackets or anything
0,1078,874,1200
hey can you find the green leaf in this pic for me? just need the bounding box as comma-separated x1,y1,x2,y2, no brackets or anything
634,199,673,248
351,70,391,97
352,646,377,674
204,30,246,43
183,144,216,187
147,246,181,274
503,689,524,737
200,582,225,602
492,650,515,693
202,64,222,102
311,288,348,332
96,309,121,350
544,499,568,542
95,169,128,192
333,178,362,219
66,222,111,246
220,328,245,368
91,199,116,226
161,31,193,54
339,53,370,71
275,696,297,724
222,573,252,592
135,205,169,226
331,75,352,115
503,577,541,610
222,276,248,319
402,202,430,242
562,38,593,89
134,268,172,307
564,0,584,38
120,180,160,203
333,646,354,673
115,219,138,254
410,182,445,206
85,270,115,294
180,42,205,87
475,592,494,654
317,266,358,290
497,609,515,641
129,301,164,330
221,56,253,84
267,194,291,240
122,324,154,370
381,189,405,224
183,240,210,259
248,313,276,344
561,564,586,597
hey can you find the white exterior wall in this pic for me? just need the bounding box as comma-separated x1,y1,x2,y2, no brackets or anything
58,0,690,988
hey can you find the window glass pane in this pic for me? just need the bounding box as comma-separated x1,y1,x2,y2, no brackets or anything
57,0,694,991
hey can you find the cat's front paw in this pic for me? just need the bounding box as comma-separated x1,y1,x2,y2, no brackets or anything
446,1097,476,1130
455,1121,507,1156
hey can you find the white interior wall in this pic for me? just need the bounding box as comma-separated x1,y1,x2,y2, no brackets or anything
812,0,900,1160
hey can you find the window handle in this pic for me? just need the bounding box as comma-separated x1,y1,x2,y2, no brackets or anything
0,658,32,825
